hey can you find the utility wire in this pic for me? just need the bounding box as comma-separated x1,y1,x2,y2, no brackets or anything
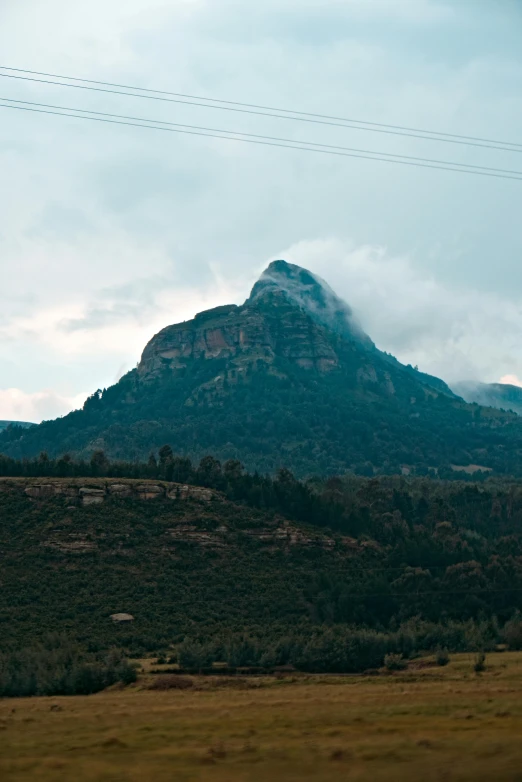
1,69,521,155
2,100,522,182
3,64,522,152
3,96,522,179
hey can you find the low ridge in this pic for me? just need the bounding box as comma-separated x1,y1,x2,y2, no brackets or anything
452,381,522,416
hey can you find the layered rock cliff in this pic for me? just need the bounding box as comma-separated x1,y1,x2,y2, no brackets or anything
138,261,345,378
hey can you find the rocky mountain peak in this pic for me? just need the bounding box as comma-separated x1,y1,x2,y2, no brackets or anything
138,259,366,379
249,259,374,349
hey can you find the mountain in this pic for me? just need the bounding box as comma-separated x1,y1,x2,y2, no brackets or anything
0,421,34,432
2,259,522,477
451,381,522,416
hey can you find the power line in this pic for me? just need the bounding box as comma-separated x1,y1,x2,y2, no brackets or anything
3,96,522,180
3,64,522,152
2,100,522,182
1,68,521,155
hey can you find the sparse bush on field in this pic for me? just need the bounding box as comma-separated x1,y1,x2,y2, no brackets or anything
502,615,522,650
384,653,407,672
473,651,486,673
435,648,450,666
148,675,194,691
178,641,212,670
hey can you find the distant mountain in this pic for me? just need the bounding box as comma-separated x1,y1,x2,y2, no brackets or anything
2,259,522,477
451,381,522,416
0,421,34,432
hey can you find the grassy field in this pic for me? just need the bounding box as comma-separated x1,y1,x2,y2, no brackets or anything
2,653,522,781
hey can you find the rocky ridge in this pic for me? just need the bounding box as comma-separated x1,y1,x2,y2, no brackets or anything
0,477,336,553
137,260,454,398
0,478,214,506
138,262,343,379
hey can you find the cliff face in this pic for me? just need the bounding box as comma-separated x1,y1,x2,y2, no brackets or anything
5,257,520,478
138,263,344,379
137,260,456,402
0,477,214,505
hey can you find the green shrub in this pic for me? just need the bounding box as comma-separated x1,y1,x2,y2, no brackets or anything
473,651,486,674
384,653,407,672
502,617,522,650
435,648,450,666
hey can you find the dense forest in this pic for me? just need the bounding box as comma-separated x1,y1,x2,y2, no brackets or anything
1,354,521,479
2,451,522,685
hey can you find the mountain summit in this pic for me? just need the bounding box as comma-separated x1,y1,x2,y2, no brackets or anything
248,260,374,348
3,260,522,476
138,260,370,379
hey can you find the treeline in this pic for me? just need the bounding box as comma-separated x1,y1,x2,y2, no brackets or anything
172,616,522,674
0,447,501,538
0,635,137,697
0,447,351,532
3,617,522,698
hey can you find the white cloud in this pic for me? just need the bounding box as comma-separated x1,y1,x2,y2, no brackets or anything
281,238,522,384
0,388,88,423
500,374,522,388
0,265,250,396
0,0,522,411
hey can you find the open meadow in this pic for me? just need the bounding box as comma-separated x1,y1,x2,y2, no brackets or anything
2,652,522,781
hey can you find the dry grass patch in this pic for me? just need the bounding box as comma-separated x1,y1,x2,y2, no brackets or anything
2,653,522,781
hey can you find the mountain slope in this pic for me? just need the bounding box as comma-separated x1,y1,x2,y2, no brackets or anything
452,381,522,416
2,260,522,476
2,473,522,652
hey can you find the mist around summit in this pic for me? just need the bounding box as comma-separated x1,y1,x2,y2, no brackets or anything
3,258,522,480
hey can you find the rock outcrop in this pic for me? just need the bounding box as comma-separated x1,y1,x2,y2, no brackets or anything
138,261,345,379
0,480,216,506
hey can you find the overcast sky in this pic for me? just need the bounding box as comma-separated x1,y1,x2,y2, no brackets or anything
1,0,522,422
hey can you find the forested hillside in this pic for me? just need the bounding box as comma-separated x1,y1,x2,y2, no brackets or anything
2,261,522,477
3,454,522,667
0,420,33,432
